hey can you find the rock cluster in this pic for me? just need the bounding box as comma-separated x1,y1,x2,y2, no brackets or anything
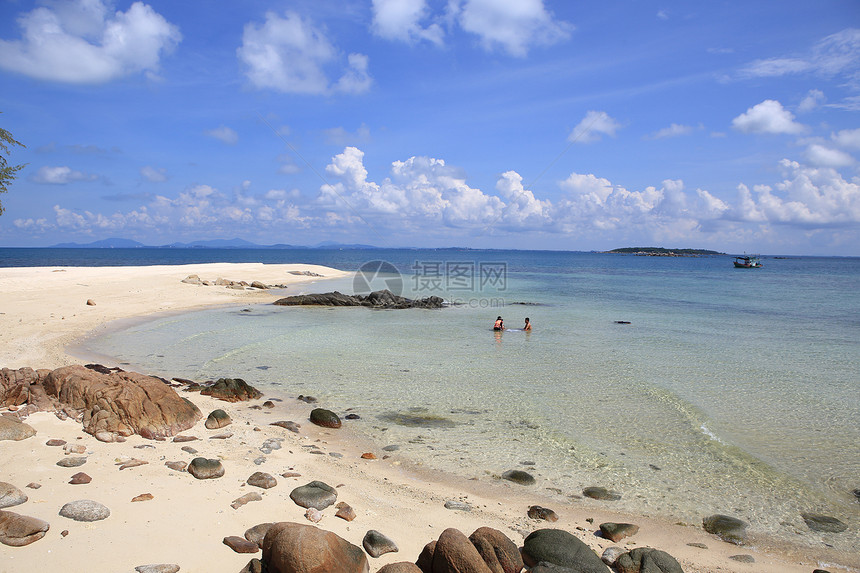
274,290,444,309
181,275,281,289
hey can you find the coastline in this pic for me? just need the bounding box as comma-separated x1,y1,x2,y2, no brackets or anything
1,263,856,572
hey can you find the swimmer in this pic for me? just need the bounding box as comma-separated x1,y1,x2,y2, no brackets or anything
493,316,505,331
523,317,532,331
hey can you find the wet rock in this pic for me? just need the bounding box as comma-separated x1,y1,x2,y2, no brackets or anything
232,492,263,510
582,486,621,501
134,565,180,573
57,456,87,468
244,522,273,548
0,510,50,546
290,480,337,510
528,505,559,522
69,472,92,484
188,457,225,480
297,395,317,404
702,514,748,545
469,526,523,573
0,417,36,441
501,469,535,485
0,483,27,509
59,499,110,522
271,420,301,433
310,408,342,429
262,521,368,573
247,471,277,489
522,528,609,572
335,502,356,521
165,461,187,472
599,522,639,542
132,493,154,502
205,409,232,429
801,512,848,533
363,529,398,558
225,535,261,553
615,547,682,573
201,378,262,402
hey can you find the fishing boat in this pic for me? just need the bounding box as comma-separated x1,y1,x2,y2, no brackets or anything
733,255,762,268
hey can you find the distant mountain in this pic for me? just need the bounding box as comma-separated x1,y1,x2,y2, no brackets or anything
51,238,147,249
48,237,382,249
160,238,266,249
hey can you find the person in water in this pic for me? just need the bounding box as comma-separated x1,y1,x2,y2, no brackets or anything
523,317,532,331
493,316,505,331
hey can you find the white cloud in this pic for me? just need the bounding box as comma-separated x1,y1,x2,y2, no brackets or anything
237,11,371,95
371,0,444,45
140,165,167,182
205,126,238,145
0,0,180,83
648,123,694,140
569,111,622,143
831,128,860,149
798,89,826,113
457,0,571,57
31,165,96,184
805,144,855,168
731,100,806,135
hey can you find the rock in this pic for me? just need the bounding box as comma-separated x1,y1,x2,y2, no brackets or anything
297,395,317,403
46,438,66,446
232,492,263,510
118,458,148,470
25,483,40,490
363,529,398,558
271,420,301,433
430,528,493,573
0,416,36,441
501,469,535,485
245,523,274,548
702,514,748,545
262,521,369,573
290,480,337,510
310,408,342,429
247,471,277,489
205,409,232,429
181,274,202,285
582,486,621,501
360,452,377,459
69,472,92,484
599,522,639,542
181,446,198,454
415,540,436,572
274,289,444,309
86,299,96,306
225,535,261,553
335,502,357,521
64,443,86,454
615,547,683,573
305,508,323,523
263,400,275,408
0,510,50,546
260,438,282,453
530,564,577,573
528,505,559,522
0,483,28,509
165,461,187,472
853,488,860,502
188,457,225,480
444,500,472,512
469,526,524,573
134,565,180,573
201,378,262,402
801,512,848,533
59,499,110,522
728,554,755,563
377,564,422,573
601,547,625,566
238,559,264,573
282,471,301,478
172,434,197,442
522,529,609,572
57,456,87,467
132,493,154,502
251,281,268,290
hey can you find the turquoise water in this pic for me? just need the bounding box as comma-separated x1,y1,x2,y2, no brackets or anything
60,249,859,554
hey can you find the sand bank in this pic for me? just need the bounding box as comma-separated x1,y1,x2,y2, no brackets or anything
0,264,855,573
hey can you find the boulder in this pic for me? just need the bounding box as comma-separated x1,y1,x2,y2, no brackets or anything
188,457,225,480
0,510,50,546
262,521,369,573
468,526,523,573
0,416,36,441
521,529,609,573
201,378,263,402
598,522,639,542
310,408,342,429
615,547,683,573
273,290,444,309
289,481,337,510
363,529,398,558
0,482,28,509
58,499,110,522
225,535,261,553
801,513,848,533
377,564,422,573
431,527,493,573
702,514,748,545
247,471,277,489
205,409,232,429
245,523,274,549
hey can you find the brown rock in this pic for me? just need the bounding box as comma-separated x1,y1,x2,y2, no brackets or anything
46,439,66,446
132,493,154,502
0,510,50,546
165,461,187,472
225,535,261,553
201,378,262,402
244,522,274,548
262,521,369,573
378,564,422,573
468,527,523,573
118,459,148,470
172,435,198,442
360,452,377,460
432,528,493,573
335,502,356,521
232,492,263,509
0,416,36,441
527,506,559,522
69,472,92,484
247,471,277,489
416,540,436,572
205,409,232,429
599,522,639,542
86,299,96,306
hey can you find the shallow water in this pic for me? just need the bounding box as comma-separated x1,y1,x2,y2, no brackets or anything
79,250,860,554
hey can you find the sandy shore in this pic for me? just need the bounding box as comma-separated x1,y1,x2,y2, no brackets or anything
0,263,855,573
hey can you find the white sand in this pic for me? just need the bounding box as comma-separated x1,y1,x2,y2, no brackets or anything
0,263,855,573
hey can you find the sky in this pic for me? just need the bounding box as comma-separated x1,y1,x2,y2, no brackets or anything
1,0,859,255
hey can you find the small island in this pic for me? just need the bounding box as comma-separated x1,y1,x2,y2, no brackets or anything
607,247,725,257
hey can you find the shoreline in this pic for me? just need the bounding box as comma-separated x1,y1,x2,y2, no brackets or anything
1,263,857,572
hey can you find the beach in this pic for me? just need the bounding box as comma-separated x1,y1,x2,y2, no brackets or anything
0,263,856,573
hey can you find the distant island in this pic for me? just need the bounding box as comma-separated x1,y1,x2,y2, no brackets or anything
607,247,724,257
47,237,382,250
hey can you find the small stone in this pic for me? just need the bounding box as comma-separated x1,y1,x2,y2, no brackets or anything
601,546,625,566
271,420,301,433
224,535,260,553
382,445,400,452
118,459,148,470
0,483,28,509
134,565,180,573
69,472,92,485
297,395,317,403
46,439,67,446
801,513,848,533
188,457,225,480
305,507,323,522
231,492,263,510
172,435,198,442
57,457,87,468
344,413,360,420
25,483,41,490
501,469,536,485
64,443,86,454
132,493,154,502
210,432,233,439
360,452,377,460
181,446,198,455
86,299,96,306
686,542,708,549
247,472,277,489
205,409,232,429
335,502,357,521
165,461,187,472
729,554,755,563
262,401,275,409
582,486,621,500
444,500,472,512
363,529,398,558
528,506,558,522
59,499,110,522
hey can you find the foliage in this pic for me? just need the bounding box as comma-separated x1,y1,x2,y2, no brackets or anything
1,118,27,216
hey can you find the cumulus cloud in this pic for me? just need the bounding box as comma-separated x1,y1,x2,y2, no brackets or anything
237,11,371,95
31,165,96,184
831,127,860,149
569,111,622,143
0,0,180,83
732,100,806,135
805,144,855,168
798,89,826,113
205,126,238,145
456,0,572,57
371,0,444,45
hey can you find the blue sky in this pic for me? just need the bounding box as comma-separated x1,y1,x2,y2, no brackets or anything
1,0,859,254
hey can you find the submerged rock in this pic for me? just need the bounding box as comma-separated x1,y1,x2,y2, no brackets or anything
274,289,444,309
582,486,621,501
702,514,748,545
502,469,536,485
801,512,848,533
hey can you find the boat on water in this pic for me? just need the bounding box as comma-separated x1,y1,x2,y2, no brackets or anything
733,255,762,268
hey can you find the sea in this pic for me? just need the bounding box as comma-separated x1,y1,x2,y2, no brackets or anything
3,247,858,556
